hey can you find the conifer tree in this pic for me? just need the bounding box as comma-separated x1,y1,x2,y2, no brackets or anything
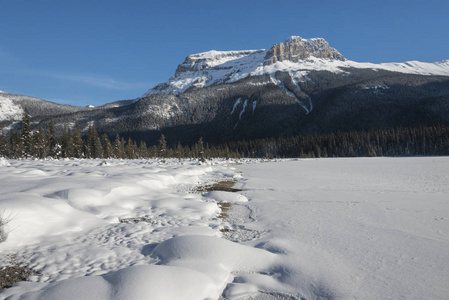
0,132,7,157
125,138,137,159
158,134,167,158
61,129,74,158
21,108,32,158
33,126,46,158
196,137,205,162
113,134,125,158
8,129,23,158
175,142,184,161
72,128,84,158
138,141,148,158
86,126,102,158
101,134,112,158
46,119,56,156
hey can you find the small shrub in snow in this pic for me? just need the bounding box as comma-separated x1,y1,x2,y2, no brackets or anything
0,157,10,166
0,255,35,290
0,217,8,244
0,211,15,243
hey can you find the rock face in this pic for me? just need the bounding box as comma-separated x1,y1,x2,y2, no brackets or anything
264,36,346,64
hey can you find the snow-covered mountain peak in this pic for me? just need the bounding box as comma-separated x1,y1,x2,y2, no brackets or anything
143,36,347,96
143,36,449,97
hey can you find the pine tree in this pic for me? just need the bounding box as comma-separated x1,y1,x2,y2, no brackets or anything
86,126,102,158
125,138,136,159
101,134,112,158
196,137,205,162
21,108,32,158
158,134,167,158
138,141,148,158
61,129,74,158
8,129,23,158
0,132,6,157
33,126,46,158
46,119,57,157
94,134,104,159
113,134,125,159
175,142,184,161
72,128,84,158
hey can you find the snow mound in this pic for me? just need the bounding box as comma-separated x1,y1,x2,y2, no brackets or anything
16,265,218,300
151,235,277,272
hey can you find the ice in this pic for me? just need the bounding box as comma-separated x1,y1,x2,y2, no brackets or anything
1,157,448,299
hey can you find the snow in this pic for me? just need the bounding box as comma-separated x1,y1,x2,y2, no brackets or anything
185,50,264,68
0,94,24,122
252,100,256,113
143,50,268,96
238,99,248,121
285,36,302,43
1,157,449,299
234,157,449,299
145,102,181,120
230,98,241,115
204,191,248,203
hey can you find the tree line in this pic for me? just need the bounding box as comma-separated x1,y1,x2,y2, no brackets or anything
1,109,448,160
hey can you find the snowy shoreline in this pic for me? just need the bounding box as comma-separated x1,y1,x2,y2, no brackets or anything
1,157,448,299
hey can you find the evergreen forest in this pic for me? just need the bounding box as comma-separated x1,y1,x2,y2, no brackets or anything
1,109,448,160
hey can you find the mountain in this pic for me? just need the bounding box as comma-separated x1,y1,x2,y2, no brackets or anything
144,36,449,97
2,36,449,145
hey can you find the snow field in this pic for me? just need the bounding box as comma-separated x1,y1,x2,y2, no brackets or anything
235,157,449,299
1,157,448,299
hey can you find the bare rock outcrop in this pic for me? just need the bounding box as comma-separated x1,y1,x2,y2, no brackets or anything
264,36,345,64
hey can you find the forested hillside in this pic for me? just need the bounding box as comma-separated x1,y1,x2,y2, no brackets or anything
2,109,448,160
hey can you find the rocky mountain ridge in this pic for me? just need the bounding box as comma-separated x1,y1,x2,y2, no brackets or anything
143,36,449,97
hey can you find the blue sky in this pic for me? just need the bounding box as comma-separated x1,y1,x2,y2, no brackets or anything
1,0,448,107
